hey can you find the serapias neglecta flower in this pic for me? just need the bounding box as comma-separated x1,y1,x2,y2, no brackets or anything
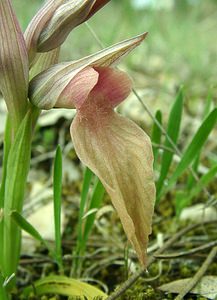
29,33,156,266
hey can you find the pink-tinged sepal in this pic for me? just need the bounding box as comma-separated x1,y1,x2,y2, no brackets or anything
29,33,147,110
0,0,29,128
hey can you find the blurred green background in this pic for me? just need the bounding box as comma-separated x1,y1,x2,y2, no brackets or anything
12,0,217,106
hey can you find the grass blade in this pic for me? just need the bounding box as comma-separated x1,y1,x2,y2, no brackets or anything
176,163,217,216
3,111,32,277
11,211,45,245
83,178,105,247
77,167,93,245
156,87,183,201
72,167,93,276
187,91,213,189
167,108,217,191
188,164,217,201
151,109,162,166
53,145,63,270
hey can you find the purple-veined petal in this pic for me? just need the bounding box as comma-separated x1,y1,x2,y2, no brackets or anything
38,0,95,52
29,33,147,110
24,0,59,64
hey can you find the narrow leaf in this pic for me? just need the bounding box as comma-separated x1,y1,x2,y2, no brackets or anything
83,178,105,246
167,108,217,190
189,164,217,199
176,163,217,215
53,145,63,268
10,211,45,245
151,110,162,165
156,87,183,200
77,167,93,245
23,276,107,299
187,91,213,189
2,111,32,277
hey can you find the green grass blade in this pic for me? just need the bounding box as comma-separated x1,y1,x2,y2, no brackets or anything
3,111,32,277
72,170,104,277
83,178,105,247
189,164,217,200
0,116,12,271
203,90,213,118
151,110,162,166
72,168,93,276
10,211,45,245
0,116,12,208
77,167,93,245
176,163,217,216
156,87,183,201
167,108,217,191
187,91,213,189
53,145,63,269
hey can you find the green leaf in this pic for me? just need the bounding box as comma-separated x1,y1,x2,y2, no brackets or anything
23,275,107,299
0,116,12,208
176,163,217,215
83,178,105,246
10,211,45,245
151,110,162,166
53,145,63,269
189,164,217,199
0,117,12,274
187,91,213,189
0,274,9,300
2,111,32,277
167,108,217,191
156,87,183,201
73,171,105,277
77,167,93,245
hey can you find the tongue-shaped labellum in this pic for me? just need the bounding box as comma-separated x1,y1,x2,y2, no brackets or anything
69,66,155,266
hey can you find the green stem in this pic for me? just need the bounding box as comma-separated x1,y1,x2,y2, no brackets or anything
0,116,12,266
0,275,10,300
0,107,38,296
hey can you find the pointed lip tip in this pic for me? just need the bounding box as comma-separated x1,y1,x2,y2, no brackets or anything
139,31,149,39
132,32,148,43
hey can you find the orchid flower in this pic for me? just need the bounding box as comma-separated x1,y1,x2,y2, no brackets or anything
29,33,155,266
